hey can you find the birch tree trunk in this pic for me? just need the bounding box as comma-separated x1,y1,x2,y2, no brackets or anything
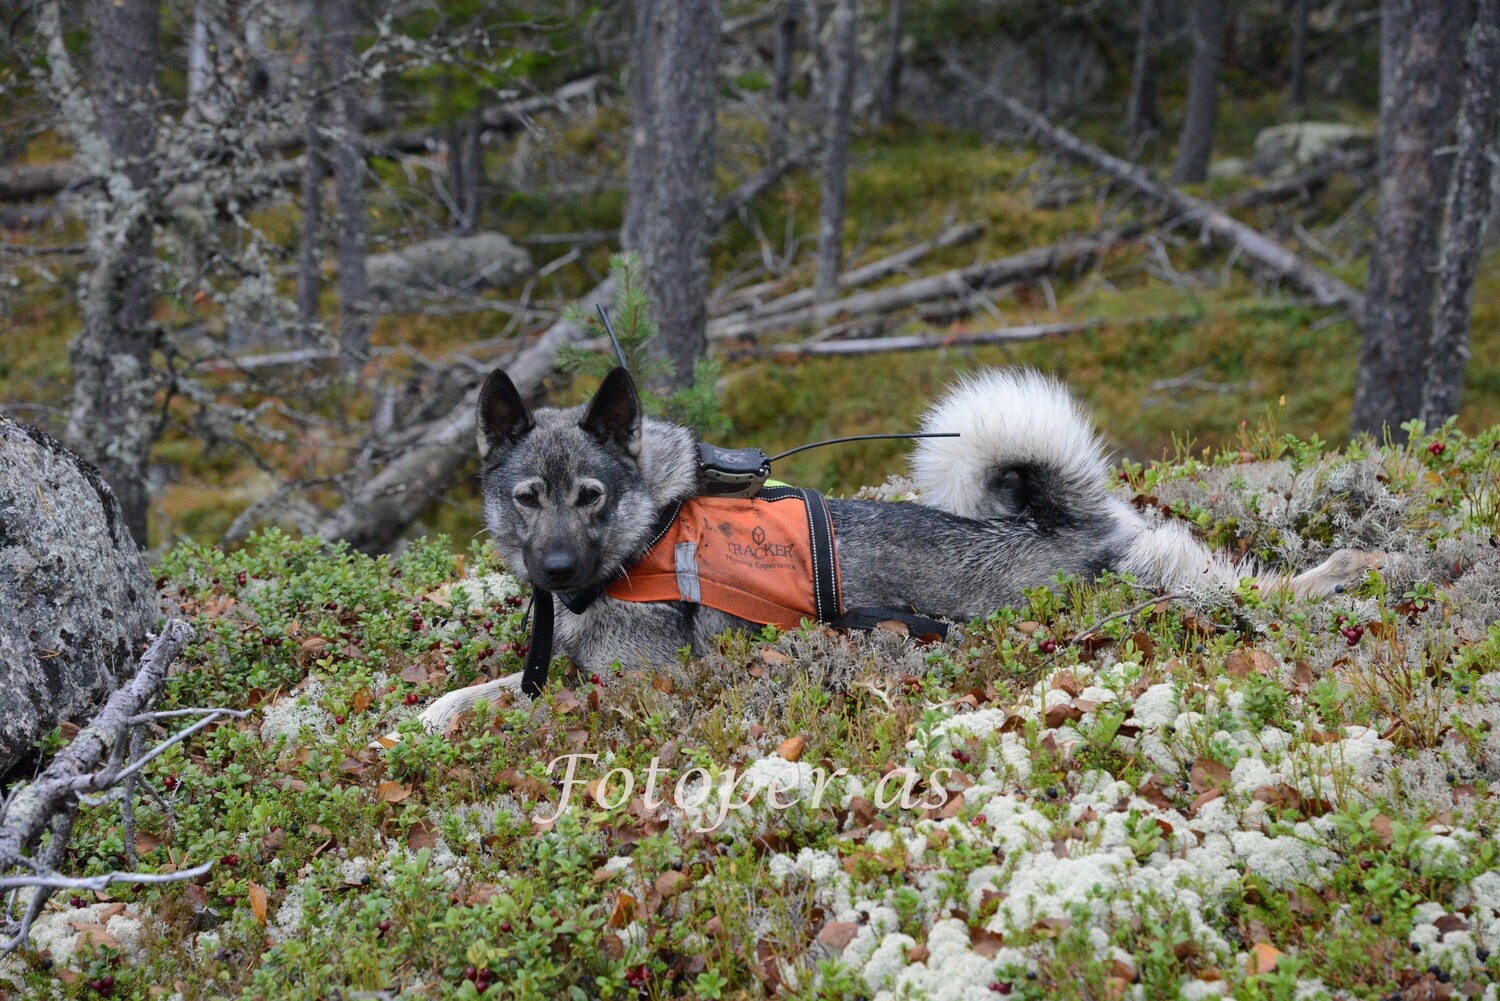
874,0,905,125
1350,0,1472,437
1170,0,1228,184
65,0,162,548
323,0,370,375
1420,0,1499,427
814,0,859,304
643,0,720,389
621,0,658,255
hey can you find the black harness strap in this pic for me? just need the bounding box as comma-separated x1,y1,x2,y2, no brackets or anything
520,590,554,699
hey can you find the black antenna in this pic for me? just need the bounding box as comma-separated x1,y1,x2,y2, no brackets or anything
767,432,959,464
595,304,629,371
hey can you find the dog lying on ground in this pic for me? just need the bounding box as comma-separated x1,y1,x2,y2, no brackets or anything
412,365,1376,721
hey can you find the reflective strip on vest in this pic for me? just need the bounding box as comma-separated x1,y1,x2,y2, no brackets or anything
604,488,843,630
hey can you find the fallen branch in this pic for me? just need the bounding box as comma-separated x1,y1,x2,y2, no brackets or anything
1223,150,1374,212
0,619,213,955
713,221,984,319
993,96,1364,313
709,227,1138,341
741,312,1200,358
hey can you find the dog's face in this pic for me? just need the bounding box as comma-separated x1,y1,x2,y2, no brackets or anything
477,367,662,594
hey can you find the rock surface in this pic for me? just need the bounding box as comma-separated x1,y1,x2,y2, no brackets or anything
366,232,532,302
1251,122,1374,177
0,419,157,773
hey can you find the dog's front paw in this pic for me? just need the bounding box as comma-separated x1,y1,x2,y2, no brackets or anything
1288,548,1384,599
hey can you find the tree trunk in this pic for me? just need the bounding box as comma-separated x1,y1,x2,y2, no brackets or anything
65,0,162,547
874,0,905,125
1421,0,1499,427
296,7,327,339
621,0,658,254
1350,0,1472,438
1125,0,1160,147
814,0,859,303
1288,0,1310,107
1170,0,1228,184
770,0,802,161
323,0,369,375
187,2,211,118
643,0,720,389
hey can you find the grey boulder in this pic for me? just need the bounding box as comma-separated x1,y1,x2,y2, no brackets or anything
0,419,158,774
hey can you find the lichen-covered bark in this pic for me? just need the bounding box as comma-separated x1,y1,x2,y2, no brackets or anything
64,0,163,547
323,0,370,374
814,0,859,303
0,420,157,775
1421,0,1500,426
643,0,719,390
1351,0,1473,437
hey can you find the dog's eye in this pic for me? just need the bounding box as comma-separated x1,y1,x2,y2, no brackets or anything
513,489,541,509
576,486,603,507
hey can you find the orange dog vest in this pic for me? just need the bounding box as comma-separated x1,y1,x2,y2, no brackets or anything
603,486,843,629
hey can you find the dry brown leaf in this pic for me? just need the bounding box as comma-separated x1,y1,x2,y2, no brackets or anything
817,921,859,949
969,926,1006,958
247,881,268,926
399,663,429,684
654,870,688,898
1189,757,1232,794
407,820,439,851
376,781,412,804
1225,648,1277,680
351,688,373,713
758,647,791,666
777,735,806,762
1249,942,1282,975
608,892,636,928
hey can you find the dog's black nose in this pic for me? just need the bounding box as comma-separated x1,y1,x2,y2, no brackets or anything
539,549,578,586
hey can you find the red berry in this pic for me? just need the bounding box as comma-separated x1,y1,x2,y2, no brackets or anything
236,572,248,586
500,920,512,933
973,814,987,826
404,693,420,705
70,896,86,908
324,601,338,611
1429,441,1446,455
334,716,346,725
162,775,178,790
516,644,529,657
591,674,603,686
989,983,1011,995
221,854,239,867
100,976,114,990
483,620,495,631
411,615,424,630
464,966,477,982
1038,639,1057,654
378,919,391,934
951,749,970,764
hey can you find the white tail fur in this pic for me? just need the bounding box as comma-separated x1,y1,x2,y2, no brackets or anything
911,368,1109,521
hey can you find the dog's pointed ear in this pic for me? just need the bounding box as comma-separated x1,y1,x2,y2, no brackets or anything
579,367,641,458
477,368,534,457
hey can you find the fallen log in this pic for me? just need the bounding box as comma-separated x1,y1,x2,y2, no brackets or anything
1223,149,1374,212
713,221,984,319
709,227,1137,341
994,96,1364,313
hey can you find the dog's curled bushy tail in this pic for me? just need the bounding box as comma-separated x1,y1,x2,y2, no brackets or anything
911,368,1255,592
911,368,1114,531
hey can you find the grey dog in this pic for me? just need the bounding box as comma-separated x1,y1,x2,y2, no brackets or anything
471,365,1374,682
